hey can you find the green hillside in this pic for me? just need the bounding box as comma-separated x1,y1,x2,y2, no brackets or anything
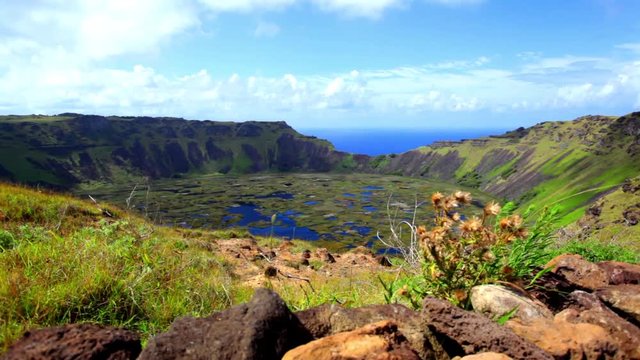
374,112,640,225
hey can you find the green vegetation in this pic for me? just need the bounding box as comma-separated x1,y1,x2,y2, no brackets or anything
0,182,392,351
380,191,573,310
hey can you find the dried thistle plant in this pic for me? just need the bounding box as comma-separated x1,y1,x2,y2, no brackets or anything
402,191,529,307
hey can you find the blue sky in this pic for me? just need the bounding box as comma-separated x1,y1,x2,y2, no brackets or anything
1,0,639,130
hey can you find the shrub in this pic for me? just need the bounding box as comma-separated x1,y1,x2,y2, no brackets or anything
380,191,564,309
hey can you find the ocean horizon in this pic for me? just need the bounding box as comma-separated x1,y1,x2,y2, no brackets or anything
300,128,508,156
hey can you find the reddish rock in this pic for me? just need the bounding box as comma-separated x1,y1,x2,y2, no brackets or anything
597,261,640,285
282,320,420,360
507,315,619,360
596,284,640,324
296,303,442,360
564,291,640,359
421,297,552,359
139,288,311,360
460,353,513,360
2,323,140,360
545,254,609,290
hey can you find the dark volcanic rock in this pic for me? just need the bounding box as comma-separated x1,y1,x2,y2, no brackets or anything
164,142,189,173
187,142,204,167
205,138,230,161
421,297,552,359
2,323,141,360
139,288,312,360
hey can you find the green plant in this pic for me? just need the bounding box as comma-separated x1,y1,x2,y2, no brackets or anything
553,238,639,263
0,230,15,251
393,191,528,308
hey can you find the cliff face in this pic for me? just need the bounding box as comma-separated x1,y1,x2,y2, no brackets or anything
0,114,362,188
372,112,640,224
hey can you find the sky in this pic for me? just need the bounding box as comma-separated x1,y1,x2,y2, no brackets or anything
1,0,639,130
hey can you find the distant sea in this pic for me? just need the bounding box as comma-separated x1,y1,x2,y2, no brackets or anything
300,128,508,156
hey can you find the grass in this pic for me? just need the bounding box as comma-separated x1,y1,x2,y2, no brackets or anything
0,183,243,350
0,182,395,351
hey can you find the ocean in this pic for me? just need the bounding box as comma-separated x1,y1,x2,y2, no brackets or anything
300,128,507,156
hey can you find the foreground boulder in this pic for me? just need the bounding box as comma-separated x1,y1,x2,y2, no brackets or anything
139,288,312,360
506,314,619,359
282,320,421,360
421,297,552,359
545,254,609,290
595,284,640,323
470,284,553,323
296,303,443,359
1,323,140,360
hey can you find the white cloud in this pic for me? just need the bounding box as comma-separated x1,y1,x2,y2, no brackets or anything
311,0,406,18
0,0,198,61
254,21,281,37
616,43,640,54
197,0,297,12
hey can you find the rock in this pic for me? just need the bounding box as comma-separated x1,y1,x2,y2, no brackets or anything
421,297,552,359
139,288,312,360
597,261,640,285
506,314,619,360
459,353,513,360
264,266,278,277
323,252,336,263
296,303,442,360
282,320,421,360
596,284,640,324
376,255,393,267
565,291,640,359
545,254,609,290
527,269,579,312
470,285,553,323
2,323,141,360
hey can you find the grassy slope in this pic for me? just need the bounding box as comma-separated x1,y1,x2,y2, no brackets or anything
0,182,392,351
405,115,640,226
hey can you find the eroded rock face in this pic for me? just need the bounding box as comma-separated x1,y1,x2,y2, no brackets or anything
296,303,442,360
139,288,312,360
595,284,640,324
2,323,141,360
470,285,553,323
506,315,619,360
282,320,421,360
545,254,609,290
421,297,552,360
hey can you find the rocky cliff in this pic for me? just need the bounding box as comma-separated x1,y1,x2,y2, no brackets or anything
0,114,368,188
